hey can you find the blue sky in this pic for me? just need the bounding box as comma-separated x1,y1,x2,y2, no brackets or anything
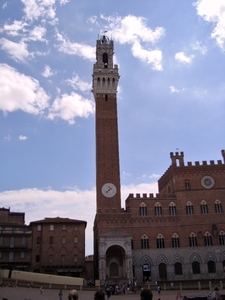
0,0,225,255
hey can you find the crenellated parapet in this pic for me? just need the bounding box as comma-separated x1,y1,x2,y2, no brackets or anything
158,150,225,193
126,193,175,200
170,151,184,166
169,150,225,168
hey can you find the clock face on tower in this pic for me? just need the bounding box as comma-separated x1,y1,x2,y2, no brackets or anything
101,183,117,198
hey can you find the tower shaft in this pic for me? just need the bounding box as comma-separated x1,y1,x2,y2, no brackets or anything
92,36,121,213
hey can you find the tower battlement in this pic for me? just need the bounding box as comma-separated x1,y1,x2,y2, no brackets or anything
126,193,175,200
169,150,225,167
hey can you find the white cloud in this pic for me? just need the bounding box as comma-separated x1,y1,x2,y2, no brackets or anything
138,173,161,180
87,16,98,25
56,31,95,60
175,52,194,64
101,14,165,44
149,173,161,179
0,38,32,62
21,0,57,22
121,182,158,206
2,2,7,9
194,0,225,50
48,92,95,124
4,134,11,141
19,135,28,140
59,0,70,5
192,41,207,54
170,86,179,93
0,64,50,115
66,74,92,93
122,171,132,178
131,41,163,70
0,20,28,37
41,65,56,78
27,26,46,42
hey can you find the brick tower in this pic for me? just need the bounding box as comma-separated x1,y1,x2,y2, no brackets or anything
92,35,121,213
92,35,133,284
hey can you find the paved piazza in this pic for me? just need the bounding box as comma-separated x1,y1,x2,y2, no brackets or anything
1,287,225,300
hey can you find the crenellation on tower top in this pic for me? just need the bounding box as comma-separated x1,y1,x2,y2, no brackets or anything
170,151,184,166
221,149,225,163
169,151,225,168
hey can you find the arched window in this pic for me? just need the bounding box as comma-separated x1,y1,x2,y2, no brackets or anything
172,233,180,248
139,203,147,216
174,262,183,275
186,201,194,215
154,202,162,216
157,234,165,249
169,202,177,216
189,232,197,247
215,200,223,213
200,200,208,214
219,231,225,245
185,180,190,190
204,232,212,246
208,261,216,273
192,261,200,274
141,235,149,249
102,53,108,68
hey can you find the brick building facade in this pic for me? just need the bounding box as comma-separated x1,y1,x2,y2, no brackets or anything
0,208,32,271
0,211,87,277
92,36,225,284
29,217,86,277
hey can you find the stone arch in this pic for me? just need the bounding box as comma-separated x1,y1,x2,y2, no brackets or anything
205,252,217,263
106,245,126,279
140,255,153,266
156,254,168,265
173,254,183,263
189,253,202,263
